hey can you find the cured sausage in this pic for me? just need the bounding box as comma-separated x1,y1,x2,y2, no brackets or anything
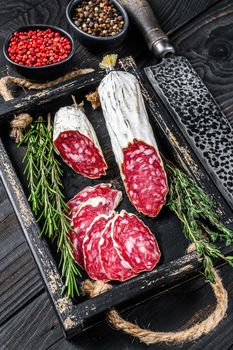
68,184,122,269
98,58,168,216
83,213,115,281
99,218,136,281
122,140,168,217
67,183,121,215
53,105,107,178
111,210,160,273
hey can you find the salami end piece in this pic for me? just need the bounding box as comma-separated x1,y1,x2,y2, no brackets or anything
99,219,136,282
111,210,161,273
122,139,168,217
53,106,107,179
83,213,115,281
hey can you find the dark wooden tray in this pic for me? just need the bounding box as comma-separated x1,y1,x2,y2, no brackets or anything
0,57,232,339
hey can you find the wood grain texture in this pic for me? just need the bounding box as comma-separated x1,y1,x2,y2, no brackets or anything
148,0,220,34
171,0,233,127
1,0,233,349
0,180,44,326
0,0,44,26
0,291,63,350
2,264,233,350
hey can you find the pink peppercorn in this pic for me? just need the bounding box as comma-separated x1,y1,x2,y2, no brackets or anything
7,28,72,67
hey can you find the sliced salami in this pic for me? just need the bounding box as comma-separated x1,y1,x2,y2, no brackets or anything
83,213,115,281
111,210,160,273
53,105,107,179
68,184,122,269
122,140,168,217
99,67,168,216
67,183,121,215
99,219,136,281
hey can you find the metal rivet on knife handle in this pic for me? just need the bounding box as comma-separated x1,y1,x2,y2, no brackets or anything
119,0,175,59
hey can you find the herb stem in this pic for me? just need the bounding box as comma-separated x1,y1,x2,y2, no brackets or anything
165,161,233,283
20,116,81,298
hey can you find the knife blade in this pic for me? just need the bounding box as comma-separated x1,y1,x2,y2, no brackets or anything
119,0,233,209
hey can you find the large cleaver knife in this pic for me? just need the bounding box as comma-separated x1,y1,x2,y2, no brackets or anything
120,0,233,209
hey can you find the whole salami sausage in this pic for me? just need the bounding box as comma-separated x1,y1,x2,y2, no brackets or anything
53,105,107,179
98,55,168,217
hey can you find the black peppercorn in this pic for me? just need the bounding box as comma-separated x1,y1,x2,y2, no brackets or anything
72,0,125,37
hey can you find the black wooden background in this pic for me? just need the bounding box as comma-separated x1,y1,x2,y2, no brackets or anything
1,0,233,349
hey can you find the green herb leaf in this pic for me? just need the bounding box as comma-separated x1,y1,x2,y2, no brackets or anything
20,115,81,298
165,161,233,283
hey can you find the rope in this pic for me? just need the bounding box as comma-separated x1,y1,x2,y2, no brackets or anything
0,68,94,142
82,269,228,345
9,113,33,143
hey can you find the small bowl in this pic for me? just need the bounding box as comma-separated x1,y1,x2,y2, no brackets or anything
3,24,75,81
66,0,128,51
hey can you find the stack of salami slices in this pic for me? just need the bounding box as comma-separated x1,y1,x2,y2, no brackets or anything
68,183,161,282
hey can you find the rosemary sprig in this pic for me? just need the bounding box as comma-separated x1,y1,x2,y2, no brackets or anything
20,116,81,298
165,161,233,283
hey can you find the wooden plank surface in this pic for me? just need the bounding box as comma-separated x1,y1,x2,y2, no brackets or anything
1,264,233,350
1,0,233,349
171,0,233,127
0,179,44,326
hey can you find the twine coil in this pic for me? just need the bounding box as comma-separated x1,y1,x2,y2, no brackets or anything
0,68,94,142
82,269,227,346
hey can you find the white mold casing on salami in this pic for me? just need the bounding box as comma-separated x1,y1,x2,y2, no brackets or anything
53,105,107,178
53,105,101,147
98,71,168,216
98,71,162,165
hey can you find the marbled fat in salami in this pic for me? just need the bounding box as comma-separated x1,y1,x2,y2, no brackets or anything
99,219,136,281
68,184,122,269
53,106,107,179
67,183,121,216
111,210,160,273
70,199,107,269
83,213,115,281
122,140,168,217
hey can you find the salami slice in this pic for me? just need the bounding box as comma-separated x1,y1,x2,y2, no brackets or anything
83,213,115,281
67,183,121,215
99,219,136,281
122,140,168,217
70,198,107,269
111,210,160,273
53,105,107,179
99,68,168,216
68,184,122,269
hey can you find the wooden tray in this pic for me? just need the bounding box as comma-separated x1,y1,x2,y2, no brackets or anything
0,57,232,339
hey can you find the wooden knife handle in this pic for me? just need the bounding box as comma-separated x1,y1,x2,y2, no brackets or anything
119,0,175,58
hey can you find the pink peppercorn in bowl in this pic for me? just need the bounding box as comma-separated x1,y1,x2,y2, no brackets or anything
3,24,75,81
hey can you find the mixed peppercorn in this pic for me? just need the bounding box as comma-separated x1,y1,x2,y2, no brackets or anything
7,28,72,67
72,0,125,37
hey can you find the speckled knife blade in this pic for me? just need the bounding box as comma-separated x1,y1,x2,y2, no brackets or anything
145,55,233,208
